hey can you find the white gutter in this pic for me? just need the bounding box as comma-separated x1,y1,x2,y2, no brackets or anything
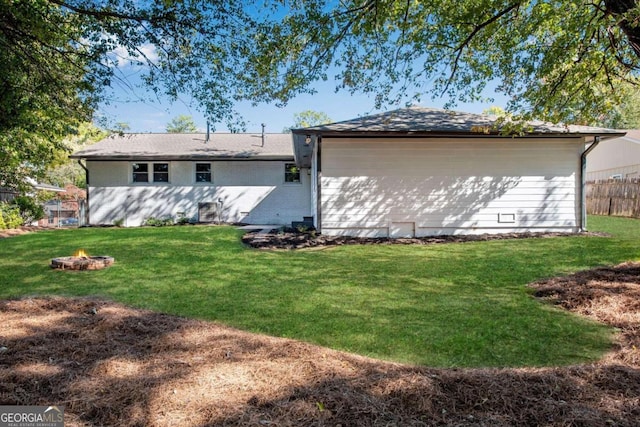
580,136,600,231
77,160,89,226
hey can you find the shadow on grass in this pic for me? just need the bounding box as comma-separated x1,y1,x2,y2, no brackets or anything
0,227,633,368
1,296,639,426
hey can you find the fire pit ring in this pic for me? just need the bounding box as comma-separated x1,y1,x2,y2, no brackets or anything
50,255,115,271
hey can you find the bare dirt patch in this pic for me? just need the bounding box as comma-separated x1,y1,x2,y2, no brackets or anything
1,262,639,426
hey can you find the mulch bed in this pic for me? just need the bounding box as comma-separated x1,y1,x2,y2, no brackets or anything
0,225,49,239
1,262,639,426
242,229,608,250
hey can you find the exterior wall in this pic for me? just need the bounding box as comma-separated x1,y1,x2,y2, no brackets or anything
319,137,583,237
87,160,311,226
586,137,640,181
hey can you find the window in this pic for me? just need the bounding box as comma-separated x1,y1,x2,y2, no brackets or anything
132,162,169,183
132,163,149,182
153,163,169,182
285,163,301,183
195,163,212,183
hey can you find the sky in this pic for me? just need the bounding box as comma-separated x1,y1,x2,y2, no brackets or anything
95,46,510,134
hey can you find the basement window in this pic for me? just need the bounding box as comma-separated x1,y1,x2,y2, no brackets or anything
285,163,301,183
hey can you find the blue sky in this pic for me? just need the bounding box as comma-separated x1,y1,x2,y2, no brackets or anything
96,48,510,134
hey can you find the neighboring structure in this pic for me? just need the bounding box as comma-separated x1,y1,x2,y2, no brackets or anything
40,199,80,227
0,188,18,203
70,133,311,227
291,107,623,237
37,185,86,227
72,107,623,236
1,180,65,203
586,130,640,181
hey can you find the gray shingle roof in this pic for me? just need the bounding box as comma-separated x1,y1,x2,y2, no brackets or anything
290,106,626,168
71,133,294,160
291,106,624,136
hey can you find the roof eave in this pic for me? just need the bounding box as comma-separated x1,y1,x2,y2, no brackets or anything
291,129,626,139
70,154,295,161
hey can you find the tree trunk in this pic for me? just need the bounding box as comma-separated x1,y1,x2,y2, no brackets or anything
605,0,640,59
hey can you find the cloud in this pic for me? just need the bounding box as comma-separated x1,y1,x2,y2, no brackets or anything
110,43,159,68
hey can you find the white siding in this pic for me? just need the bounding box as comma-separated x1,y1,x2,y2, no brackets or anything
87,160,311,226
320,137,583,237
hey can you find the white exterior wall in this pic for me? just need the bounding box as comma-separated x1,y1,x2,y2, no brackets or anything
319,137,584,237
87,160,311,226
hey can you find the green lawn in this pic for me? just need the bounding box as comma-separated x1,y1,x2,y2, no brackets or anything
1,215,638,368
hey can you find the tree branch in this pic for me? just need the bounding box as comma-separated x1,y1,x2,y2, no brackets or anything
441,2,522,95
303,0,377,80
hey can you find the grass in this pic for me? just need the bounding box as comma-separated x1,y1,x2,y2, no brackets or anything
1,215,639,368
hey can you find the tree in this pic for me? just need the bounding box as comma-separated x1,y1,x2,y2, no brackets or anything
44,123,108,188
246,1,640,126
0,0,95,191
283,110,332,132
0,0,257,191
6,0,640,194
166,115,198,133
113,122,131,133
596,85,640,128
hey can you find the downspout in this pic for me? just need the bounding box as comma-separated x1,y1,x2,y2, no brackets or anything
77,159,89,226
316,136,322,233
580,136,600,232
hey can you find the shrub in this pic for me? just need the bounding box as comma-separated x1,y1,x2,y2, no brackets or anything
12,195,45,224
143,216,174,227
176,216,190,225
0,203,24,230
113,218,125,227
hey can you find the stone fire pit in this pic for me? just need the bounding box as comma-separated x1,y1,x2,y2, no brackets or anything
50,250,114,271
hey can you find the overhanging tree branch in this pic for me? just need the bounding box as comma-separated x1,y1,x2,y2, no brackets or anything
441,2,522,95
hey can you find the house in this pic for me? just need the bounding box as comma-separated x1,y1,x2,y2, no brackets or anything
586,130,640,181
40,199,81,227
0,180,65,203
70,133,311,227
291,107,623,237
72,107,622,236
37,184,86,227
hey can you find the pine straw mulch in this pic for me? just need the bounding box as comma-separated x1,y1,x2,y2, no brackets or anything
242,229,608,250
1,262,639,426
0,225,49,239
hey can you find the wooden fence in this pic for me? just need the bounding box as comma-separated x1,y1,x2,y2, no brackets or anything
0,189,18,203
586,179,640,218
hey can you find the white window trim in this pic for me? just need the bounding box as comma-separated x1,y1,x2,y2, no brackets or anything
130,162,171,184
284,162,302,185
193,162,213,185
